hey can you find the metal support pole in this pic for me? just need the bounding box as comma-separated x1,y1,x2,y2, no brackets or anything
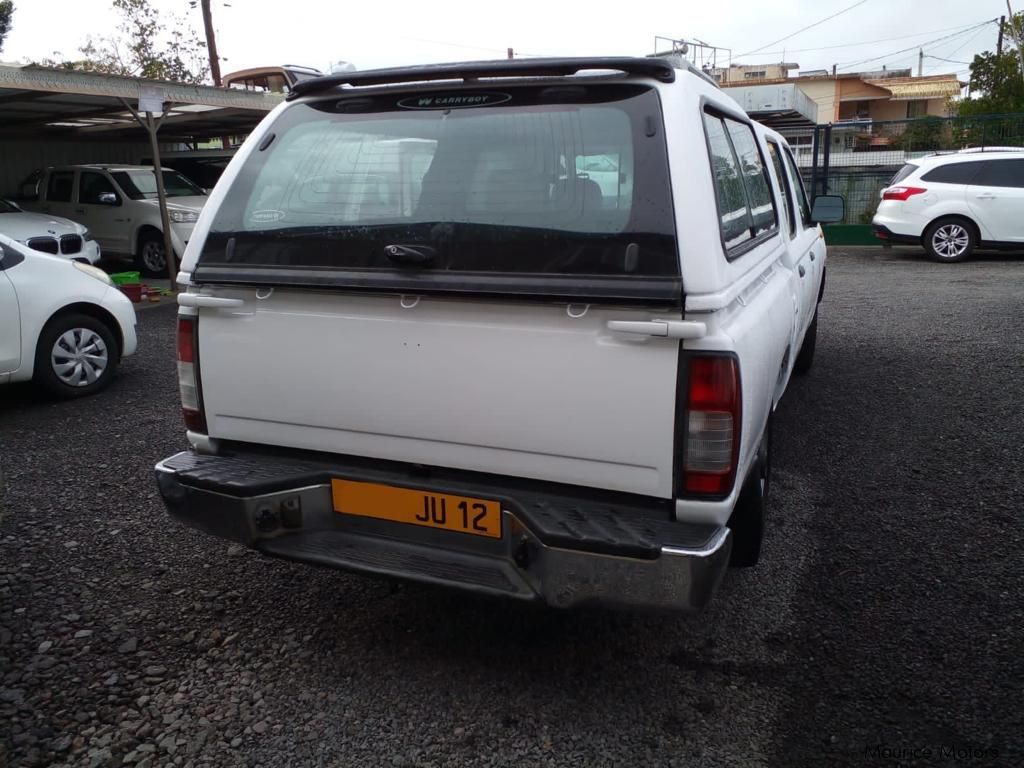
810,125,821,196
145,112,178,285
120,98,178,288
821,124,833,195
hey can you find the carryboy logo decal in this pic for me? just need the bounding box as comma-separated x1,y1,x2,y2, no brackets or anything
397,92,512,109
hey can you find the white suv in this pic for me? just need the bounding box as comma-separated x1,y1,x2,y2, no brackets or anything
154,57,843,612
873,149,1024,262
17,165,208,276
0,199,101,264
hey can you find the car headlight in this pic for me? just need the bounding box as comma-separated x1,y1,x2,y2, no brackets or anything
170,210,199,224
73,261,113,286
83,229,96,242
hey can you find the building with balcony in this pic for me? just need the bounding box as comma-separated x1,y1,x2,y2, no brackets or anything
719,65,964,126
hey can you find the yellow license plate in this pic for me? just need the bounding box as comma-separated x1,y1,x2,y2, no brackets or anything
331,479,502,538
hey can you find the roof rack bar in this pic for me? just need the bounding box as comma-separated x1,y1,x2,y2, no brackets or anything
288,57,675,99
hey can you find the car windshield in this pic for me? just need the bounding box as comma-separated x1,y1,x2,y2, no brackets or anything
0,199,21,213
196,84,679,299
111,170,204,200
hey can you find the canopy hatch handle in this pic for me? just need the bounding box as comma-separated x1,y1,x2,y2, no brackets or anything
606,319,707,340
177,294,245,309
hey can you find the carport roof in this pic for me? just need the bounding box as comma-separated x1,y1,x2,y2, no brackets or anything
0,64,282,142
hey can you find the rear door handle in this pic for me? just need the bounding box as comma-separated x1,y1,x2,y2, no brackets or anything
798,266,806,277
975,193,997,200
177,294,245,309
606,320,706,339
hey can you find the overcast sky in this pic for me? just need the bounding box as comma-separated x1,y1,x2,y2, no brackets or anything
1,0,1013,82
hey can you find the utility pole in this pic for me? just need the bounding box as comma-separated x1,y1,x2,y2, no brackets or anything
918,48,923,76
1009,1,1024,81
998,14,1005,55
200,0,222,86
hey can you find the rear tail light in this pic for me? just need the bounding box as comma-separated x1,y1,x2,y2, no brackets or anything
176,316,207,433
683,355,740,496
882,186,927,201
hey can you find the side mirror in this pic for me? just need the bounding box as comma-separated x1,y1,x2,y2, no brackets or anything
99,192,120,206
811,195,845,224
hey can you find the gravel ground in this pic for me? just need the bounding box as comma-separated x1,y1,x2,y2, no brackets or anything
1,246,1022,768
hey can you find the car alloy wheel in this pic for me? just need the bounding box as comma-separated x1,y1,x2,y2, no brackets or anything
931,223,970,260
141,239,167,273
51,328,109,387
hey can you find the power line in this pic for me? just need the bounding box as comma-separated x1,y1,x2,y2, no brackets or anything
742,21,1002,57
923,26,991,74
837,19,998,70
738,0,870,57
924,55,972,65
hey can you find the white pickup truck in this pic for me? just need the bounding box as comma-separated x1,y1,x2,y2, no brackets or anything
17,165,207,277
155,57,843,612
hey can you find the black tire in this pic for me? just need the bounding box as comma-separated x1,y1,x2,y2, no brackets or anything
33,313,120,399
923,217,977,263
793,309,817,376
728,426,770,568
135,231,168,278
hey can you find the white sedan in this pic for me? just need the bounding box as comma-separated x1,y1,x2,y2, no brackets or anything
0,234,136,398
0,199,101,264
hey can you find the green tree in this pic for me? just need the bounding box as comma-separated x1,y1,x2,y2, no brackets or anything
958,14,1024,115
39,0,208,84
893,116,951,151
0,0,14,53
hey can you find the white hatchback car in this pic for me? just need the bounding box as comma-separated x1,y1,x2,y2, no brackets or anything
0,234,137,397
873,149,1024,262
0,199,101,264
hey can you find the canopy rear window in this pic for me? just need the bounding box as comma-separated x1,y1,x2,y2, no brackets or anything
196,84,679,302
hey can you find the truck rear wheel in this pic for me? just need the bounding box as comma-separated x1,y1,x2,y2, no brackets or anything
793,309,817,376
728,422,770,567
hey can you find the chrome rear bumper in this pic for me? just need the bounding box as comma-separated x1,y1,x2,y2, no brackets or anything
155,451,731,612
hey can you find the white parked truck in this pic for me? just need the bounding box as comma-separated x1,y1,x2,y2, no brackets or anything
18,165,208,277
155,57,843,612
